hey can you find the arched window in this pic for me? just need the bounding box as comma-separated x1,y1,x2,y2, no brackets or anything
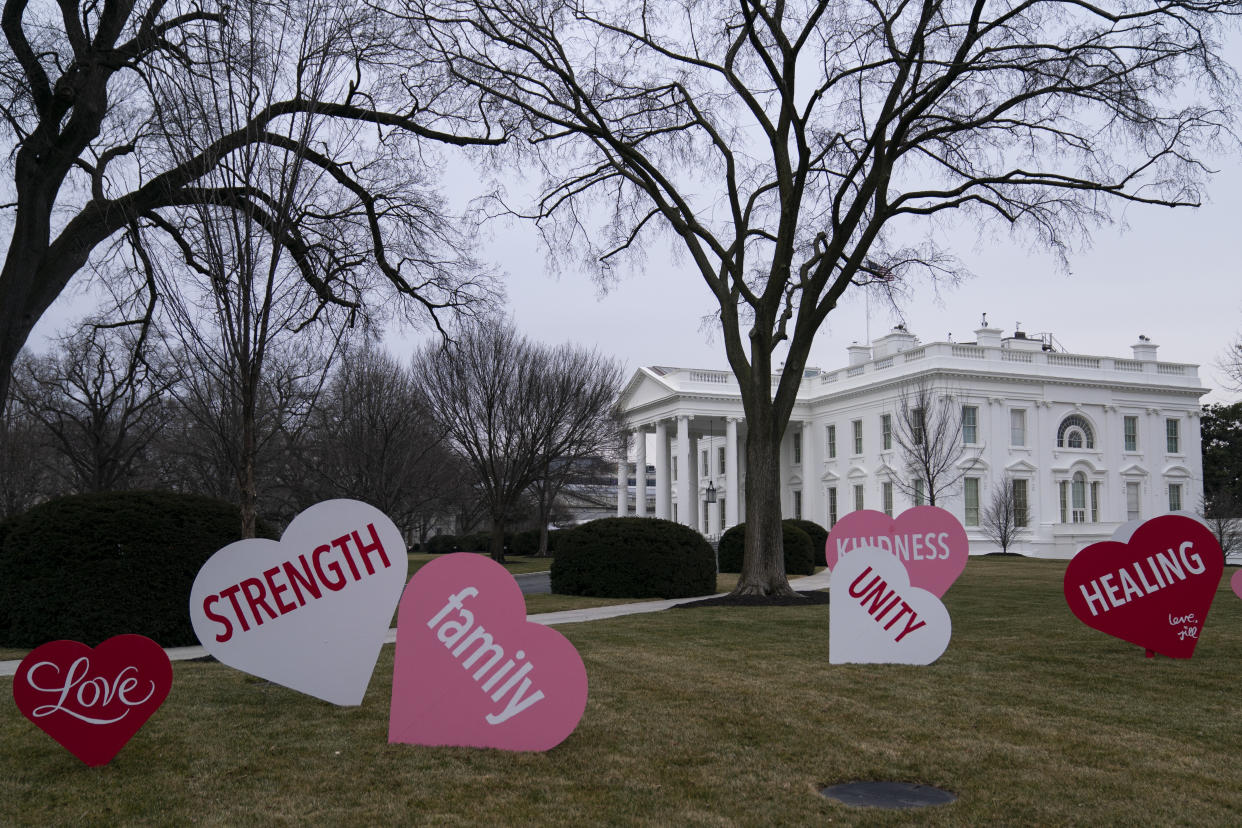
1057,414,1095,449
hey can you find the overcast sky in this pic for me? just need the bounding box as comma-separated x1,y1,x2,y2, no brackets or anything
29,34,1242,405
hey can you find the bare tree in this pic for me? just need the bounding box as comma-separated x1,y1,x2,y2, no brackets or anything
409,0,1237,595
891,379,977,507
0,362,54,517
0,0,502,406
1200,494,1242,564
12,322,177,494
981,478,1029,555
416,320,623,563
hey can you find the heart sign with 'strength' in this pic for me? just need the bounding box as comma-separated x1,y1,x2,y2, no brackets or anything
1064,514,1223,659
390,553,588,752
829,545,952,665
12,635,173,766
825,506,969,596
189,499,407,705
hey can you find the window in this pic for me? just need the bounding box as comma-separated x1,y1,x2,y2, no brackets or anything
1071,472,1087,523
719,498,727,532
718,446,726,475
964,478,980,526
852,420,863,455
1126,482,1141,521
1123,415,1138,452
826,424,837,459
1059,482,1067,523
1091,482,1101,523
828,487,838,527
1166,418,1180,453
1169,483,1183,512
962,405,978,445
1013,479,1029,527
793,432,802,464
1010,409,1027,447
882,482,893,517
673,502,678,522
912,408,926,445
913,478,925,507
702,503,708,533
853,484,865,511
672,456,677,481
793,489,802,520
701,449,708,476
881,414,892,450
1057,414,1095,449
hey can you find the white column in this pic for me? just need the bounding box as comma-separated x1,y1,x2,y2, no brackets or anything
676,415,693,527
689,433,701,531
616,459,627,517
802,419,821,522
655,420,671,519
726,417,740,528
634,428,648,517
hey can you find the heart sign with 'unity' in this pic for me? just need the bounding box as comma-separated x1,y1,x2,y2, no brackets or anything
12,635,173,766
825,506,969,597
1064,514,1223,659
390,553,588,752
829,546,952,665
189,499,407,705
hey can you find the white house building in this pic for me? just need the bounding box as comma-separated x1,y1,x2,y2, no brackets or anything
614,325,1206,558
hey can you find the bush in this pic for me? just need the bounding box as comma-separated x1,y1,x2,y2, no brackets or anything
716,521,815,575
786,519,829,567
512,528,562,557
551,518,715,599
426,534,458,554
0,491,274,648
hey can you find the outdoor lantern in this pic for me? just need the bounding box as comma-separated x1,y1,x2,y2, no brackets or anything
705,481,717,503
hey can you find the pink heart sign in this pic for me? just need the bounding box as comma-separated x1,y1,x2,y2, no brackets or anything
1064,514,1223,659
189,499,408,705
390,553,588,752
1233,569,1242,602
825,506,969,596
12,635,173,766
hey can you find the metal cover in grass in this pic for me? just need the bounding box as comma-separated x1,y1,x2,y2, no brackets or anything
820,781,957,809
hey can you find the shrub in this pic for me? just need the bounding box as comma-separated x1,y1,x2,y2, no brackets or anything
458,532,491,552
786,519,829,567
551,518,715,599
512,528,561,557
0,491,273,648
426,534,458,554
716,521,815,575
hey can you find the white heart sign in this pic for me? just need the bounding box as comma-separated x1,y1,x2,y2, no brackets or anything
189,499,408,705
829,546,951,665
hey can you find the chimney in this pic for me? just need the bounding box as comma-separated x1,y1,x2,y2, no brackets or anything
975,326,1003,348
872,325,919,358
847,343,871,366
1132,335,1158,361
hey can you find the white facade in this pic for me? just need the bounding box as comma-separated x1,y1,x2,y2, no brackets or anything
614,326,1206,558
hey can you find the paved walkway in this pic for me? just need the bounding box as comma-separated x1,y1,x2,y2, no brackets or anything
0,570,831,677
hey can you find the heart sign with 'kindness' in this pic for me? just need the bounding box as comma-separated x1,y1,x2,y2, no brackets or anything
390,553,588,752
825,506,969,596
1064,514,1223,659
190,499,407,705
12,635,173,766
829,546,952,665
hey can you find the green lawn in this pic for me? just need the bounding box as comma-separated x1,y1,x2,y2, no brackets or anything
3,558,1242,824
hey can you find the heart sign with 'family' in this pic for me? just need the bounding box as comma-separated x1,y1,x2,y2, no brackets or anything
390,553,588,752
189,499,407,705
12,635,173,766
825,506,968,596
829,546,952,665
1064,514,1223,659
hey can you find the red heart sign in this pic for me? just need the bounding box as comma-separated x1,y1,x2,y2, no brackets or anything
1064,515,1223,659
12,635,173,766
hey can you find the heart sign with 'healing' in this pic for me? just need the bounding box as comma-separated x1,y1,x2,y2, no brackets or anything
1064,514,1223,659
12,635,172,766
825,506,968,597
189,499,407,705
390,553,588,752
829,546,952,665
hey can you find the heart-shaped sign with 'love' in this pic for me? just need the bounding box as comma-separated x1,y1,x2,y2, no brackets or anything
829,546,952,665
390,553,588,752
12,635,172,766
1064,514,1223,659
825,506,968,596
189,499,407,705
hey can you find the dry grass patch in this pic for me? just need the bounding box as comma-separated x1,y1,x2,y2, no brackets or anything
2,558,1241,825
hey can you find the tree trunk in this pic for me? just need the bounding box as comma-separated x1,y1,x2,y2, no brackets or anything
239,381,258,539
731,392,796,597
490,516,507,565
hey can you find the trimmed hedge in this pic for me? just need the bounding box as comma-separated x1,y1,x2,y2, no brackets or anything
786,519,829,567
426,534,459,554
551,517,715,599
717,521,815,575
0,491,273,648
512,528,561,557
